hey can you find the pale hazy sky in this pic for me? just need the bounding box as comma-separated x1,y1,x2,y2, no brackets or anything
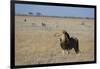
15,4,95,18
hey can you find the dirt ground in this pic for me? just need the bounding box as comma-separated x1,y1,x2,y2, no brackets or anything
15,16,95,65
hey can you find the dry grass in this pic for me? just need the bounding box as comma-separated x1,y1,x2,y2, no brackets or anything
15,16,95,65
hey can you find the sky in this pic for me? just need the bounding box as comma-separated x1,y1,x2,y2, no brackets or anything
15,4,95,18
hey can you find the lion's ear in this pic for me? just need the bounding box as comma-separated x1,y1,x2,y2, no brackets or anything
54,32,61,37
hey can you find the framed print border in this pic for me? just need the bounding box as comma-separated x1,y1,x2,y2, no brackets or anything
10,0,97,69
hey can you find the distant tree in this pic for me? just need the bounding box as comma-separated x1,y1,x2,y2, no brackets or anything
86,17,89,19
28,12,33,16
36,12,42,16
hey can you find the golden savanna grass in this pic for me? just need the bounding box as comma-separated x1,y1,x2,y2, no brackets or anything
15,16,95,65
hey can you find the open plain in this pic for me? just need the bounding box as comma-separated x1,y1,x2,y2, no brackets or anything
15,16,95,65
